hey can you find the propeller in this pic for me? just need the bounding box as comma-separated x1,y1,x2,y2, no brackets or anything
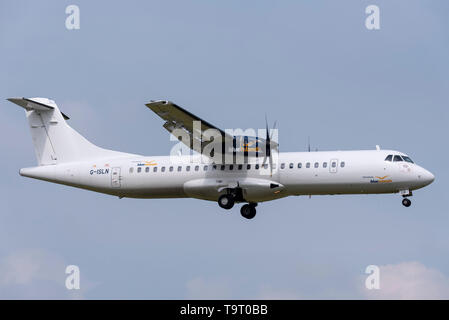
262,114,278,176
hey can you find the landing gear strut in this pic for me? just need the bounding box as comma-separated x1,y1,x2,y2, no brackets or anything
240,203,257,219
218,194,234,210
402,198,411,207
400,189,412,208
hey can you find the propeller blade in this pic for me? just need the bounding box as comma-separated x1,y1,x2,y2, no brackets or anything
270,120,277,140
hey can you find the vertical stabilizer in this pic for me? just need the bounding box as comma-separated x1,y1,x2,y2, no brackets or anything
7,97,132,165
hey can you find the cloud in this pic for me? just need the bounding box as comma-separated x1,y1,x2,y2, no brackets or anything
0,249,92,299
361,261,449,299
186,277,232,299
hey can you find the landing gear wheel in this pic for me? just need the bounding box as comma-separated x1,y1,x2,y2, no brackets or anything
218,194,234,210
240,204,257,219
402,198,411,207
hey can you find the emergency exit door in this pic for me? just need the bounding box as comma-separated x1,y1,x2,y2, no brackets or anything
111,167,121,188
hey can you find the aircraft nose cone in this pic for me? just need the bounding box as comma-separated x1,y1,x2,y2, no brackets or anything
426,170,435,184
419,168,435,186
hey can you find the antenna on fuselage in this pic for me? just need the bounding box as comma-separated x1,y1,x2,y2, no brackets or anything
308,136,311,152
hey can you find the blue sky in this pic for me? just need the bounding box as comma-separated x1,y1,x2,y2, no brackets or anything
0,0,448,299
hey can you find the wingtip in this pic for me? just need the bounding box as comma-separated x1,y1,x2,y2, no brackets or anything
145,100,171,107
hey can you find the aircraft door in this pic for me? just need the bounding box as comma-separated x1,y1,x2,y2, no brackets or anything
111,167,121,188
330,159,338,173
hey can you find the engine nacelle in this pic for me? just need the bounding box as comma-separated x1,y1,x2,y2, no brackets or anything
183,178,285,202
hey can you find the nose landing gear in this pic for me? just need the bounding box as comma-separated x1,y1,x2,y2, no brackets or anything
402,198,411,207
400,189,412,207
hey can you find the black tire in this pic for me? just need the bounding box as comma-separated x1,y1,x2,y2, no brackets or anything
218,194,234,210
240,204,256,219
402,198,411,207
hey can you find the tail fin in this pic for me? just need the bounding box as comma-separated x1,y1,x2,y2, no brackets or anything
8,97,131,165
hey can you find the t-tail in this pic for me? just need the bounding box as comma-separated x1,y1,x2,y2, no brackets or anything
7,97,132,166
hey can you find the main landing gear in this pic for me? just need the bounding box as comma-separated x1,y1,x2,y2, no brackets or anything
240,203,257,219
217,190,257,219
218,194,235,210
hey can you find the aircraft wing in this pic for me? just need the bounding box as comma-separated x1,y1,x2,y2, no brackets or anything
145,100,234,155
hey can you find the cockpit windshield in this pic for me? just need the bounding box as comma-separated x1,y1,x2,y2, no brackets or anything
402,156,414,163
384,154,414,163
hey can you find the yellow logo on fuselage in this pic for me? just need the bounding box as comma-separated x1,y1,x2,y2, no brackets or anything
240,140,261,152
375,175,392,183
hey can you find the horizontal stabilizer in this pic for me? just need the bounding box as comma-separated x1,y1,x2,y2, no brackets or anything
7,97,70,120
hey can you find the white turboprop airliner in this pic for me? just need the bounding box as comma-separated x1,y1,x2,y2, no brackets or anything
8,97,434,219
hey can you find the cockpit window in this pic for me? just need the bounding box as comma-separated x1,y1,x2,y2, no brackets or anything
393,155,403,162
402,156,414,163
384,155,393,162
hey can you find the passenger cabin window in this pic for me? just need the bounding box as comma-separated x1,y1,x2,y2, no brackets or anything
238,164,243,170
247,164,251,170
186,166,191,171
169,166,173,172
161,167,165,172
203,165,208,171
384,155,393,162
332,162,336,168
153,167,157,172
229,165,234,170
306,162,310,168
137,167,142,173
263,164,268,169
129,167,134,173
341,161,345,168
314,162,319,168
220,165,225,170
255,164,260,170
323,162,327,168
177,166,182,172
298,163,302,169
393,155,403,162
289,163,294,169
281,163,285,169
195,165,199,171
145,167,150,173
213,165,217,170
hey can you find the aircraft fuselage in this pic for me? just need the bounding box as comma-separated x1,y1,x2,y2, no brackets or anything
19,149,434,203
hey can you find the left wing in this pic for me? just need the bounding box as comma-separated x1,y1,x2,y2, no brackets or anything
145,100,234,155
